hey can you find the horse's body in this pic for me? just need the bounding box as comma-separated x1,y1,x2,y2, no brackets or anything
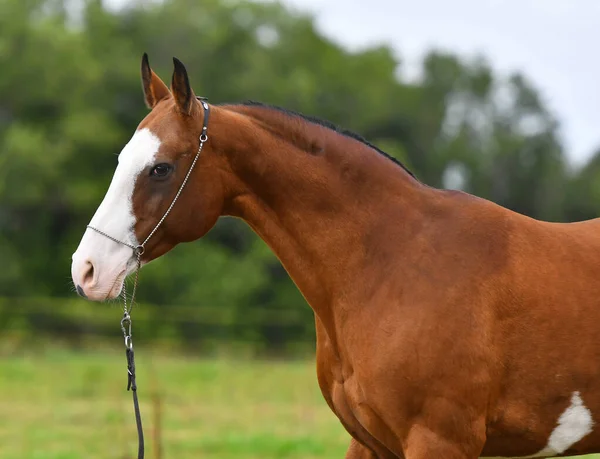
313,186,600,458
71,56,600,458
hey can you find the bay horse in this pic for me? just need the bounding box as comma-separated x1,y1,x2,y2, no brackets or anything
71,55,600,459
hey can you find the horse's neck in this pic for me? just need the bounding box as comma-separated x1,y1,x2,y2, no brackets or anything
218,106,432,332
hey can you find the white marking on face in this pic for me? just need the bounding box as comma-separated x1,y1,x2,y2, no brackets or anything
71,128,161,300
88,128,161,243
481,391,594,458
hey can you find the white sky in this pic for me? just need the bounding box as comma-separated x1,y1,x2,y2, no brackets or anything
107,0,600,166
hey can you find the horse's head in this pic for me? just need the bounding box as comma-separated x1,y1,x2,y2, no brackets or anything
71,55,226,301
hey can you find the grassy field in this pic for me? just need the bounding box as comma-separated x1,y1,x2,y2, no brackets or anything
0,347,349,459
0,347,599,459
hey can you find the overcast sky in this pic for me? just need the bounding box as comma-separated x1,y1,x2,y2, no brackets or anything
107,0,600,166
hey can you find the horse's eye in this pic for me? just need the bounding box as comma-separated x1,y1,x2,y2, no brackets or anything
150,163,172,178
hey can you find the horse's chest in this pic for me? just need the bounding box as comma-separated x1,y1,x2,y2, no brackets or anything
314,331,388,448
317,357,371,437
316,349,401,458
315,339,350,416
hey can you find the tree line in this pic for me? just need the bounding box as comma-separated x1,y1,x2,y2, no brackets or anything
1,0,599,350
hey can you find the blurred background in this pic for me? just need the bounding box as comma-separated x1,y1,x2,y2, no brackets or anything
1,0,600,457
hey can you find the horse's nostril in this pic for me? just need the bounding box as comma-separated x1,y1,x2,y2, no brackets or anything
76,285,87,298
82,260,95,287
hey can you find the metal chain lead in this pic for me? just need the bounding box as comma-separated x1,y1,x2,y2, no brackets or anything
120,249,141,349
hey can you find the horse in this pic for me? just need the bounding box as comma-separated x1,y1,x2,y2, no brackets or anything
71,54,600,459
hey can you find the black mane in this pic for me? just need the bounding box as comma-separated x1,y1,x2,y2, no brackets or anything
236,100,415,178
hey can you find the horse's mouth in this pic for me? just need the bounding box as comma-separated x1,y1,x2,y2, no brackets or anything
104,270,127,301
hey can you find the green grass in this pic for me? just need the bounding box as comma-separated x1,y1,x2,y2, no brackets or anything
0,348,349,459
0,348,599,459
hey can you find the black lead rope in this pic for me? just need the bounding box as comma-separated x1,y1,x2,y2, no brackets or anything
86,98,212,459
123,312,144,459
127,347,144,458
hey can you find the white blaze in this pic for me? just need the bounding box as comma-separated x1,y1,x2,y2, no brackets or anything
88,128,161,243
71,128,161,299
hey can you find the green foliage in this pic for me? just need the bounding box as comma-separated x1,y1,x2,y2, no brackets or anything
1,0,599,350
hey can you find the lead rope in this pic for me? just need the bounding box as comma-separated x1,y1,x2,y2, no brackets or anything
87,98,210,459
120,248,143,459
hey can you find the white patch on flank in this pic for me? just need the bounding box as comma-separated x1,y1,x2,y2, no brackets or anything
481,391,594,458
71,128,161,296
532,391,594,456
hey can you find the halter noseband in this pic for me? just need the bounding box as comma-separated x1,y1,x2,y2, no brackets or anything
84,96,210,459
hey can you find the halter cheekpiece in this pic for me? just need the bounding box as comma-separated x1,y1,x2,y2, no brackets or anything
85,97,210,459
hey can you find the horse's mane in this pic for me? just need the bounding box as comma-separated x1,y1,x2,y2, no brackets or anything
228,100,416,179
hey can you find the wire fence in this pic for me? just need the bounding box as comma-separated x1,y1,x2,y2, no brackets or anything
0,297,317,358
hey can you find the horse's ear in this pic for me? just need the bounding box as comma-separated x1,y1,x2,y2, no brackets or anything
141,53,170,109
171,57,196,115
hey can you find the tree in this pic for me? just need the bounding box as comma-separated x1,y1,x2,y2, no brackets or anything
0,0,585,350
